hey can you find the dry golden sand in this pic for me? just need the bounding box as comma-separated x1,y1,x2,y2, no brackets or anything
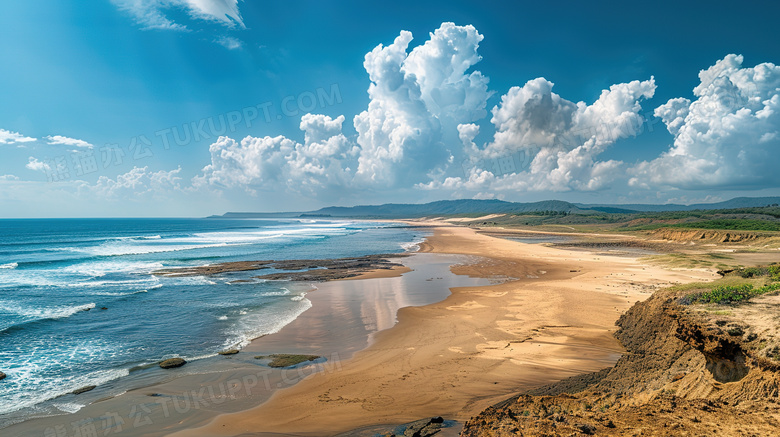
170,223,716,437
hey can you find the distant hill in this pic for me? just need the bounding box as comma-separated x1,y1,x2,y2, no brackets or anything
213,199,587,219
576,196,780,213
210,196,780,219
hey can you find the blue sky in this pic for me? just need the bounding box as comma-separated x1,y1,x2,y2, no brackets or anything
1,1,779,217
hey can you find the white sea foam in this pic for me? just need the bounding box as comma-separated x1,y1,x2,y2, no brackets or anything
224,297,313,349
0,262,18,269
85,242,229,257
260,288,291,297
0,301,96,321
52,402,85,414
0,367,129,416
86,289,149,297
63,261,165,277
400,238,426,252
116,235,162,241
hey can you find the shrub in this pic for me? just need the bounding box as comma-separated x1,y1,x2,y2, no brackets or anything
687,282,780,305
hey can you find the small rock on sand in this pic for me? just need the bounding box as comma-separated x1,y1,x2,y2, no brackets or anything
218,349,239,355
159,358,187,369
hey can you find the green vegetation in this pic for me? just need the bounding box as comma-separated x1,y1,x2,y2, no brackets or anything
479,205,780,233
687,283,780,304
733,265,780,281
671,219,780,232
683,264,780,304
255,354,321,368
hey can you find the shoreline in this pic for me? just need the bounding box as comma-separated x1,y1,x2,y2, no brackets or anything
170,223,716,436
1,250,484,437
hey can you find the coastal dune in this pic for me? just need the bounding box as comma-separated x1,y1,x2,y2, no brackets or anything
173,224,714,436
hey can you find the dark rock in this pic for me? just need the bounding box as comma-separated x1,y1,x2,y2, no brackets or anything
100,307,108,310
577,423,596,435
403,417,444,437
219,349,239,355
159,358,187,369
72,385,96,395
0,371,6,381
256,354,321,368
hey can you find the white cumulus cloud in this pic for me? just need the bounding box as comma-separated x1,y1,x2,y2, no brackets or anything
45,135,93,149
195,114,355,196
0,129,36,145
25,157,51,173
424,76,656,193
630,54,780,190
353,23,489,187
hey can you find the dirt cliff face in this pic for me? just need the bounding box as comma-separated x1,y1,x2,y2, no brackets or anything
648,228,773,244
461,287,780,436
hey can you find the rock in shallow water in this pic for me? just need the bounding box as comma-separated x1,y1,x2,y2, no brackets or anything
72,385,96,395
218,349,239,355
0,371,6,381
159,358,187,369
403,416,444,437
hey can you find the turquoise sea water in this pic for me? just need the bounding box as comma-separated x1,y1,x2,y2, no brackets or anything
0,218,422,425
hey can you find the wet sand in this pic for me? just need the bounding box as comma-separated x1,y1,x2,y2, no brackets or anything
171,224,716,436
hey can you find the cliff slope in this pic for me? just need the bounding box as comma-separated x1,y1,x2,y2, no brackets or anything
461,276,780,436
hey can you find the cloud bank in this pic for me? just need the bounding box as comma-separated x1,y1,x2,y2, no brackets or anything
194,24,777,202
15,22,778,208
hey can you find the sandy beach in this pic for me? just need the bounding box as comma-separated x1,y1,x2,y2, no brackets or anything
171,223,716,436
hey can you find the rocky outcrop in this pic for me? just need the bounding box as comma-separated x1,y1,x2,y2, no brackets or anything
154,254,408,282
159,358,187,369
0,371,6,381
462,287,780,436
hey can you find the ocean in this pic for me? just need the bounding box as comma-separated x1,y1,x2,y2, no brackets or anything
0,218,424,427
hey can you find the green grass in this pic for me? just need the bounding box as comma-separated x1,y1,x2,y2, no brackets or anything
667,276,749,293
671,219,780,232
686,283,780,304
